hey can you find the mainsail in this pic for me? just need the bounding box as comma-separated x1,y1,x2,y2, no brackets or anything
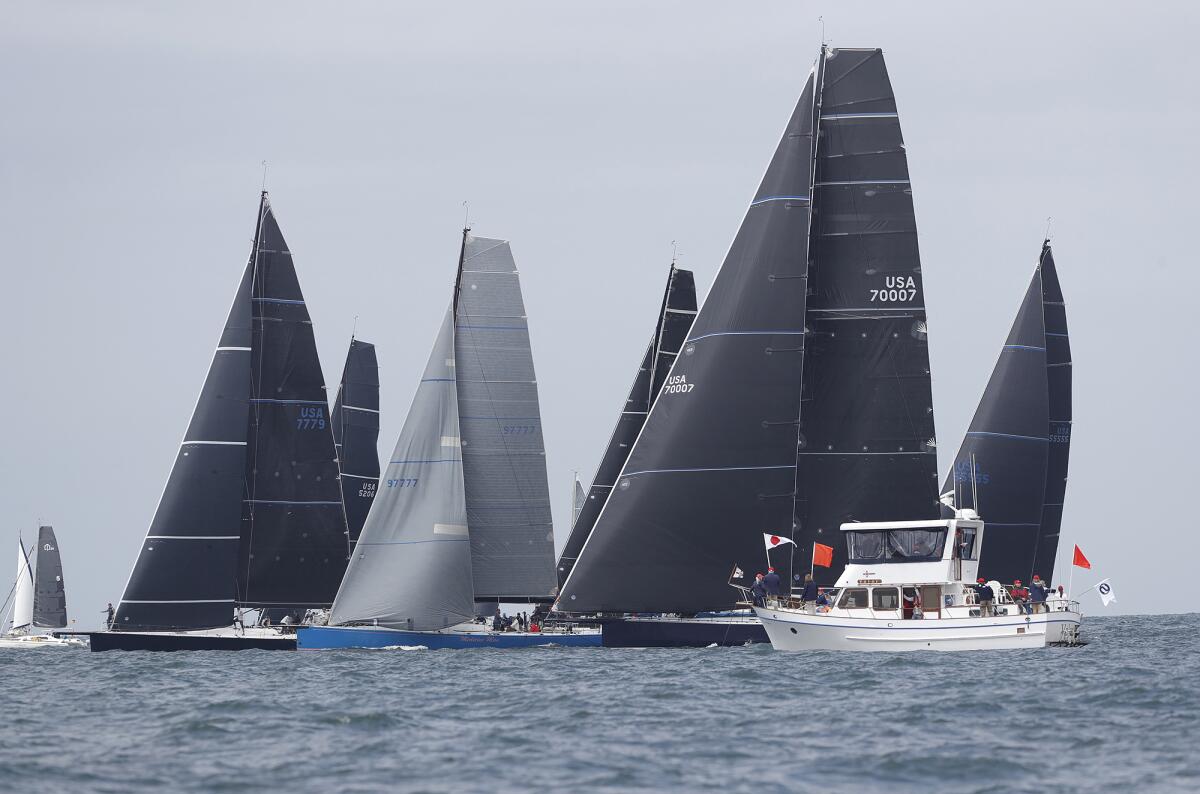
237,194,350,610
555,265,697,589
10,542,33,632
941,242,1070,583
329,307,475,630
332,338,381,545
33,525,67,628
455,234,556,602
561,47,938,613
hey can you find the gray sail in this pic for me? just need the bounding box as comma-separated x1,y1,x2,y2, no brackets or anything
454,235,556,601
573,479,586,526
329,307,475,630
32,525,67,628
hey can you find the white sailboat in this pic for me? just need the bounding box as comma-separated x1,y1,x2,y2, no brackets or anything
1,530,84,649
751,512,1083,651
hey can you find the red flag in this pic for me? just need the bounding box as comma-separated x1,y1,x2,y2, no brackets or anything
1072,545,1091,570
812,543,834,568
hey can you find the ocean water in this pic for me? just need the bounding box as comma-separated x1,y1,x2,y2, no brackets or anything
1,614,1196,793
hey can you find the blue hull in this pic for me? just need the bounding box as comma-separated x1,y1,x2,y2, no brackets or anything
296,625,601,650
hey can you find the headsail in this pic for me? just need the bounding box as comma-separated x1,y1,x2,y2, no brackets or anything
10,542,33,632
556,265,697,589
332,338,381,546
793,46,939,584
115,220,255,631
237,194,350,610
561,64,820,613
572,479,586,527
454,234,556,602
33,525,67,628
329,307,475,630
941,242,1069,584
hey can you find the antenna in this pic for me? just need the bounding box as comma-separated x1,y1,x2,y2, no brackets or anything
351,314,359,342
670,240,678,267
969,452,980,516
1044,216,1053,242
818,15,826,46
462,200,471,231
261,160,269,193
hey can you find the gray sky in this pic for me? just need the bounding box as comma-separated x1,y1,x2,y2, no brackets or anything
2,2,1195,623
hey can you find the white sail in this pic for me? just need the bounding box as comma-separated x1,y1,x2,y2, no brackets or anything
10,542,34,633
328,306,476,631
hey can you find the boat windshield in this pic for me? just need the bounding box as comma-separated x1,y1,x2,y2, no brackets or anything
846,528,947,564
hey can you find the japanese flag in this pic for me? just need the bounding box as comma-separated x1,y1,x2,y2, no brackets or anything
764,533,795,551
1096,579,1117,607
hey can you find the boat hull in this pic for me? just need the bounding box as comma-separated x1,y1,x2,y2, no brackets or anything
86,629,296,652
0,634,86,649
600,616,768,648
755,607,1082,652
296,625,601,650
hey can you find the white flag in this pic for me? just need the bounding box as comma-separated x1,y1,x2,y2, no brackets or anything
1096,578,1117,607
763,533,795,551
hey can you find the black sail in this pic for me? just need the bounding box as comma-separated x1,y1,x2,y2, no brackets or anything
561,65,820,613
114,238,254,631
331,338,380,545
32,525,67,628
942,242,1069,584
794,47,940,586
555,265,697,589
236,195,350,610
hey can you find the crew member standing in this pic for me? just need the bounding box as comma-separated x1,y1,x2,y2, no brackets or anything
763,567,781,599
1030,575,1049,613
103,602,115,629
750,573,767,607
974,577,995,617
799,574,819,613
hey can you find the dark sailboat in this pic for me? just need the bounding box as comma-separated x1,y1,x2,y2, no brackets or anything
555,264,696,590
560,46,940,646
32,526,68,629
1,526,82,647
331,338,380,545
940,241,1071,585
87,193,349,651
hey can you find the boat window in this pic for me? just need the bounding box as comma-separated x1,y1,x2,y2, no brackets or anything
837,588,869,609
955,526,978,560
846,531,886,563
872,587,900,610
847,528,948,563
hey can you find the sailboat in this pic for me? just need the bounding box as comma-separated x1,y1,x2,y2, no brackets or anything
555,263,696,589
332,338,380,546
559,46,940,647
1,527,83,648
297,230,599,649
86,193,351,652
940,241,1072,584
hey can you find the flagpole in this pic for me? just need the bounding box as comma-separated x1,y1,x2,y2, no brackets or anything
1068,558,1075,600
810,545,815,578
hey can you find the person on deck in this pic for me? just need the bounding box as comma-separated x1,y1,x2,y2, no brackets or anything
492,608,503,632
763,568,781,599
1011,580,1031,614
750,573,767,607
1030,575,1049,613
974,577,995,617
799,574,819,613
103,603,115,629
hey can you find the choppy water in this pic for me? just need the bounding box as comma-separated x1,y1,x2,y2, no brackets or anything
2,614,1197,793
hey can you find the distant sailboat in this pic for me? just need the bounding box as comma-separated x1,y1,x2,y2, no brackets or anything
87,193,350,652
560,46,940,645
555,263,696,590
940,241,1071,584
298,230,598,649
332,338,380,546
1,527,82,648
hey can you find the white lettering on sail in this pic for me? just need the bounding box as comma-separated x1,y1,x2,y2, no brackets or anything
870,275,917,303
661,374,695,395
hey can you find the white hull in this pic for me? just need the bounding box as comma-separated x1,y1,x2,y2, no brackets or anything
755,606,1082,652
0,633,86,649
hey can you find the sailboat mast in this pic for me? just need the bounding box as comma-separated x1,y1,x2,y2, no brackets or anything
452,225,470,317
